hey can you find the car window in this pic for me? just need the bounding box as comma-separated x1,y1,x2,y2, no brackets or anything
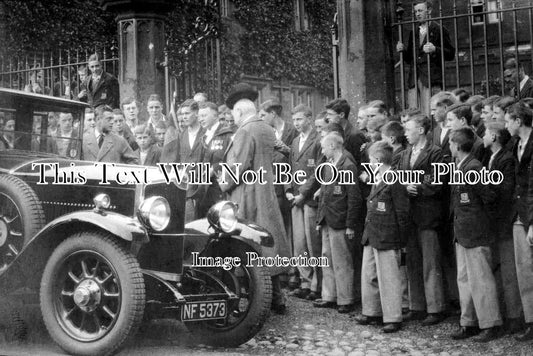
0,105,84,159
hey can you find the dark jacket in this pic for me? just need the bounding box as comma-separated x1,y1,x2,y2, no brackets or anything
431,125,451,163
392,145,408,170
511,77,533,100
513,131,533,225
196,124,234,217
362,177,410,250
317,153,363,230
86,72,120,109
450,155,496,248
343,121,367,167
179,127,205,199
485,149,515,231
398,141,443,229
285,130,321,207
403,21,455,89
135,144,161,166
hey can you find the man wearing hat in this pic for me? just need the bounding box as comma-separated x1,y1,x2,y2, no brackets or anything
220,83,291,314
260,98,299,290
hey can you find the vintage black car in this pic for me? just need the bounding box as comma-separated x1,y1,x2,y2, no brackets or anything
0,88,274,355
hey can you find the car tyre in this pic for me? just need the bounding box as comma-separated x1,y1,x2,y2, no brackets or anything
0,174,45,267
40,231,145,356
187,241,272,347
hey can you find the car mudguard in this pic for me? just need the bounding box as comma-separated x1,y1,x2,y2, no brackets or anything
184,218,275,248
0,210,148,292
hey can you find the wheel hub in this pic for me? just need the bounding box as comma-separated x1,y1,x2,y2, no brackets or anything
0,219,7,246
73,280,101,312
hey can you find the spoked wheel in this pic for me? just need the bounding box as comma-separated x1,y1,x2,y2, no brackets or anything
186,241,272,347
0,175,45,269
40,232,145,356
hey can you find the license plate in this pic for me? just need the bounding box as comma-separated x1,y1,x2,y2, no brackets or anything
181,300,227,321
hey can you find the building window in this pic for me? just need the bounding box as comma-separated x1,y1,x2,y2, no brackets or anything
294,0,310,31
471,0,500,25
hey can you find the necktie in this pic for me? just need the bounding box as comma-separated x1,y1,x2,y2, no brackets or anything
98,134,104,148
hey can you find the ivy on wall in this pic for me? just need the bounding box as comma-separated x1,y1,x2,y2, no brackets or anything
231,0,335,94
1,0,335,95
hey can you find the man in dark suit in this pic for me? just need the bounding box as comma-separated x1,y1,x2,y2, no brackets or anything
504,58,533,100
132,124,161,166
86,54,120,109
356,141,410,333
314,132,363,313
430,92,456,162
505,103,533,341
483,122,522,334
259,98,298,288
82,106,138,164
445,103,486,162
284,104,322,301
397,0,455,115
449,128,501,342
324,98,367,167
196,101,233,217
162,99,205,222
398,114,446,325
219,83,290,314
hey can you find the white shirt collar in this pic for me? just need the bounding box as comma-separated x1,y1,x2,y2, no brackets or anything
204,122,220,144
520,75,530,91
457,155,469,169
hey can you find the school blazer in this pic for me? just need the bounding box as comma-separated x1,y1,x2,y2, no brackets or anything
450,155,496,248
317,153,363,230
285,130,321,207
362,178,410,250
397,141,443,229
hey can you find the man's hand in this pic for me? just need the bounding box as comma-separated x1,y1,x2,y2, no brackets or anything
396,41,405,52
274,139,290,153
286,192,295,202
293,194,305,207
423,42,436,54
406,184,418,196
345,228,355,240
359,171,369,183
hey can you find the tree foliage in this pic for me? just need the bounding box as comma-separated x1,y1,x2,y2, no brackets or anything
1,0,335,94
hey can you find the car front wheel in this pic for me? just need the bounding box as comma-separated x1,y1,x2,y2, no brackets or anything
186,241,272,347
40,231,145,356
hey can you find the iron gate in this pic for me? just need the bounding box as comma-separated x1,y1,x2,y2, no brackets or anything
393,0,533,109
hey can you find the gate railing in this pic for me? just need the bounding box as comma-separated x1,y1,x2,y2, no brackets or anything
393,0,533,110
0,47,119,100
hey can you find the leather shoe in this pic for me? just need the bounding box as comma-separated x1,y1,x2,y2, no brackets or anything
289,288,310,299
421,313,445,326
451,326,480,340
515,325,533,341
271,303,286,315
403,310,426,321
313,299,337,309
306,291,320,301
506,318,524,334
354,315,383,325
338,304,355,314
383,322,402,333
472,327,499,342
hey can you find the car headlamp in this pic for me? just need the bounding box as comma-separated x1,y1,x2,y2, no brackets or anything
207,201,238,233
93,194,111,210
138,196,170,231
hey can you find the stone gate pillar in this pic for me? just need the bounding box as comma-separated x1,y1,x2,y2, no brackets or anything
99,0,174,116
336,0,396,114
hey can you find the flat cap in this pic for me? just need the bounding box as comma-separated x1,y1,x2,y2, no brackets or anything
225,82,258,109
